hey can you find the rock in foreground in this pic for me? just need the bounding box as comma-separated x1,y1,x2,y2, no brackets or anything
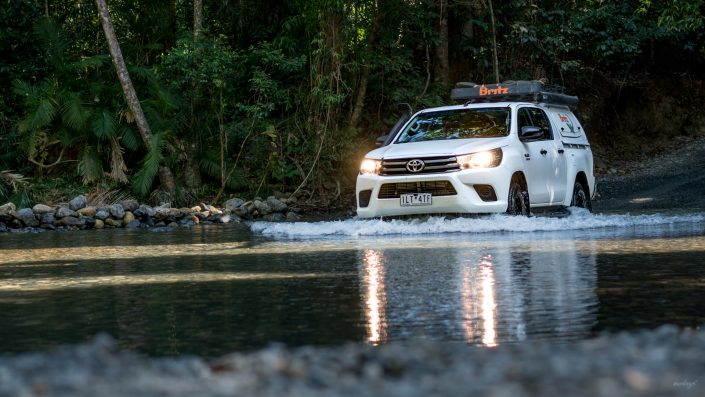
0,326,702,397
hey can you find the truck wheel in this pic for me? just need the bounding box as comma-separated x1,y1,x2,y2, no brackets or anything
506,180,530,216
570,181,592,211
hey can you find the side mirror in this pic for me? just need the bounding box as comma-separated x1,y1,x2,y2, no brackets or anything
375,134,389,147
520,126,543,141
377,104,413,147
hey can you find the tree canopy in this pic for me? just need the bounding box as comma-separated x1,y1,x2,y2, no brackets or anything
1,0,704,205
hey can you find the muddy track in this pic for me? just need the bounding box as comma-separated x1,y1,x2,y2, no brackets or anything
593,138,705,212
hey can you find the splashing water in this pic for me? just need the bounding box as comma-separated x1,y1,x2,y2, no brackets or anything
250,208,705,238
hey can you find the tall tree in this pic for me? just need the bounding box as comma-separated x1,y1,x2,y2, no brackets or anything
350,0,382,129
95,0,176,194
434,0,450,88
194,0,202,40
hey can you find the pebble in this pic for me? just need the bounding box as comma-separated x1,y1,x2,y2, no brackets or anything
1,327,704,397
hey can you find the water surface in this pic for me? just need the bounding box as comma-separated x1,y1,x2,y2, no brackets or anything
1,210,705,356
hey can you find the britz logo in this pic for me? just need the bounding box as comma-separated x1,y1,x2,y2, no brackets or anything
406,159,425,173
479,85,508,96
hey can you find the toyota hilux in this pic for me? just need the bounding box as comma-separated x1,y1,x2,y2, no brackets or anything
356,80,595,218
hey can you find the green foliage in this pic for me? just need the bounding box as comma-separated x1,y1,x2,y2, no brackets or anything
2,0,705,204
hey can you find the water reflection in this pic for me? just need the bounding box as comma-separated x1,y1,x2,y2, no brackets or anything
362,250,387,344
359,238,598,346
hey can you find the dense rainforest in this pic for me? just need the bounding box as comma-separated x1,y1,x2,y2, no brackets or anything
1,0,704,208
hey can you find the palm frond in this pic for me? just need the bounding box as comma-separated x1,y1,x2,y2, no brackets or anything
86,189,135,206
33,17,69,72
77,146,103,184
91,109,117,140
109,137,128,183
132,133,165,196
119,125,141,151
61,91,88,131
73,54,110,70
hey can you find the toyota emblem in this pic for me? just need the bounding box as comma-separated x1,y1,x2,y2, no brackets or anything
406,159,425,173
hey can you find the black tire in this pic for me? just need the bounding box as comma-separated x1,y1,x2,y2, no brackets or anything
506,179,530,216
570,180,592,211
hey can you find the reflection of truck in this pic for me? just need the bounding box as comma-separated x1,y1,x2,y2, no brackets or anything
356,80,595,218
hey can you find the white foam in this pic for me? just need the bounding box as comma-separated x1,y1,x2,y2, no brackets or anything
249,208,705,238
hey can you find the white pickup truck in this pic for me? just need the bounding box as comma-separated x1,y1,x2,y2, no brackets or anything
356,80,595,218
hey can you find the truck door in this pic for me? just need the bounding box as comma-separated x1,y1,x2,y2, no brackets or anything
518,107,567,205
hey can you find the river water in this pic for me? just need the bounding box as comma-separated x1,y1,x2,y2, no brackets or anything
1,209,705,357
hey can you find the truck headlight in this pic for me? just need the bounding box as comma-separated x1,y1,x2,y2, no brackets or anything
360,159,381,175
457,148,503,169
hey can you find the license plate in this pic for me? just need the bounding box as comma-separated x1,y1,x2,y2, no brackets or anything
400,193,432,206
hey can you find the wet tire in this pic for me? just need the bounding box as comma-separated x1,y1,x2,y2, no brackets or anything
570,181,592,211
506,179,530,216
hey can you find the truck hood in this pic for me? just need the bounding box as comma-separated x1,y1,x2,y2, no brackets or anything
366,137,511,159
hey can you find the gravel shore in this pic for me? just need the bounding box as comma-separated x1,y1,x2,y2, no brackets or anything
593,136,705,212
0,326,702,397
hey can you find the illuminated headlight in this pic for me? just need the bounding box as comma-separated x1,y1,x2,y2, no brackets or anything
456,148,503,169
359,158,382,175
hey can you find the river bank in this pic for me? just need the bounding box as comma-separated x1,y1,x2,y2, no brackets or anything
0,326,701,397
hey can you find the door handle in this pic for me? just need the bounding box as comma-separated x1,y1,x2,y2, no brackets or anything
540,149,548,155
558,149,565,154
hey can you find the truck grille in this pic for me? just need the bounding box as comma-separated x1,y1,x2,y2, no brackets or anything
381,156,459,175
378,181,457,199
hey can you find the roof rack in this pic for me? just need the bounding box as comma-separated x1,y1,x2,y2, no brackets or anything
450,80,579,108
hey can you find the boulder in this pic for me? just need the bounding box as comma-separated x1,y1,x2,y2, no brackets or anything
190,205,202,212
125,220,141,229
286,211,302,221
266,196,288,213
56,216,84,227
77,206,97,218
32,204,54,214
40,212,56,225
0,213,13,223
81,217,96,228
0,202,16,215
253,200,272,215
269,213,287,222
224,198,245,211
119,199,139,212
95,209,110,220
188,215,200,225
14,208,39,227
0,223,6,233
134,205,156,219
105,218,122,228
94,219,105,229
68,195,87,211
55,206,77,219
123,211,136,225
109,204,125,219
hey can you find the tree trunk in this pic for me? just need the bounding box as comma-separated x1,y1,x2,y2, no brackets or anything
194,0,203,40
488,0,500,83
350,0,382,130
433,0,450,88
95,0,176,194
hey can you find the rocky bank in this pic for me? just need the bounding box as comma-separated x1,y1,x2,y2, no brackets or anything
0,194,301,233
0,326,702,397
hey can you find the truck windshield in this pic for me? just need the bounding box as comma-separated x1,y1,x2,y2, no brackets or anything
395,107,510,143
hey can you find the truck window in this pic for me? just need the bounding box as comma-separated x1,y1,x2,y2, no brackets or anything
519,107,553,141
396,108,510,143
